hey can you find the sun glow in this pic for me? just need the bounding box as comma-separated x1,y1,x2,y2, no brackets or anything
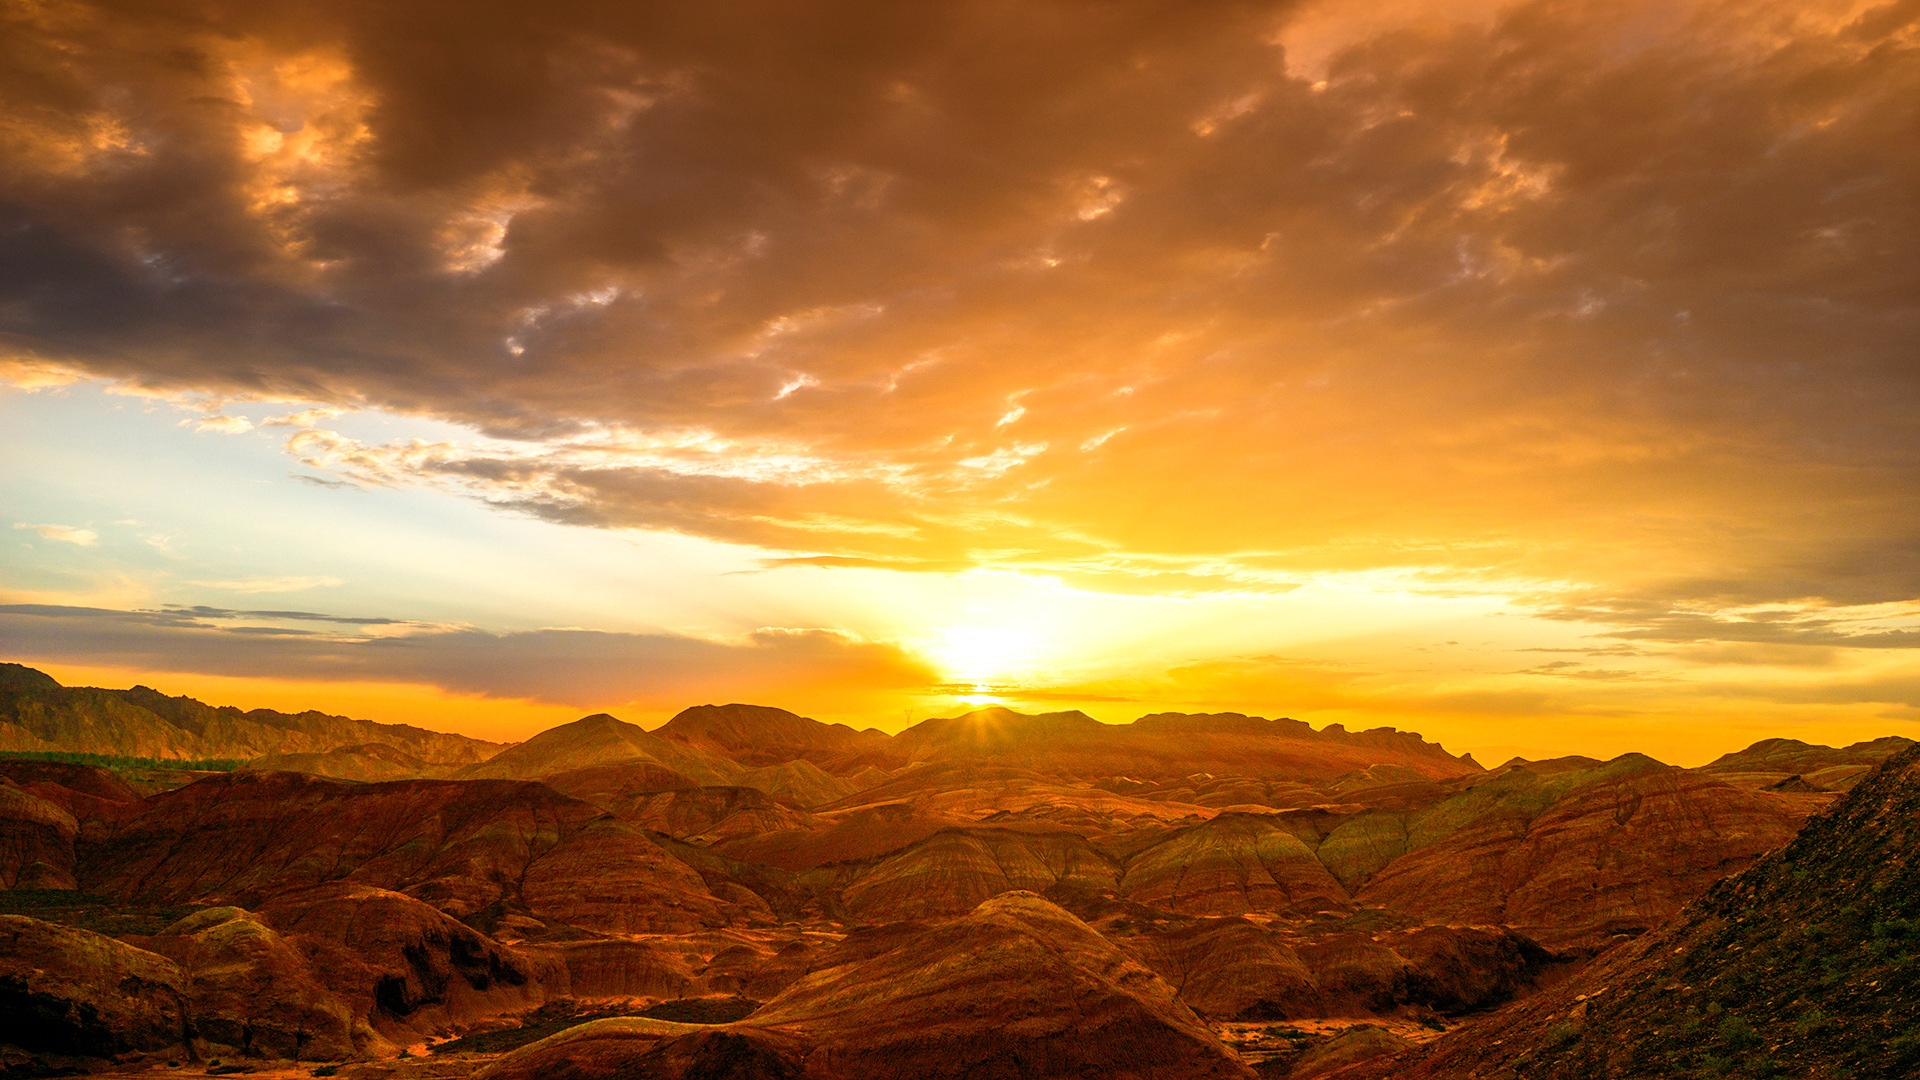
927,624,1047,692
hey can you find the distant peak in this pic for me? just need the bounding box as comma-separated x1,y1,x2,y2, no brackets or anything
0,662,62,693
544,712,644,736
950,706,1097,726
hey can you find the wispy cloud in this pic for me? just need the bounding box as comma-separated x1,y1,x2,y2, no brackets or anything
13,523,97,546
0,603,935,709
185,576,345,593
190,415,254,434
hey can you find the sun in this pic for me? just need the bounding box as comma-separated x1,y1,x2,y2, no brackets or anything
927,624,1046,694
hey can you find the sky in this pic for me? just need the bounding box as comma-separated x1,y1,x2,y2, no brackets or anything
2,0,1918,765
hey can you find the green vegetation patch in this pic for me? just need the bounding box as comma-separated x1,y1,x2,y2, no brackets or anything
0,889,209,937
0,750,244,772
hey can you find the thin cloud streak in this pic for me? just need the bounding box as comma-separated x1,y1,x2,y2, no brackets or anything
0,603,937,710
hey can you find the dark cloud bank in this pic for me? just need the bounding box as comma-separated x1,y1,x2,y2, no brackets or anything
0,604,934,707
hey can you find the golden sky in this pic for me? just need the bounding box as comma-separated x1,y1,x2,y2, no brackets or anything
2,0,1918,764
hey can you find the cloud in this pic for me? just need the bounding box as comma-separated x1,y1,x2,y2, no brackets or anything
0,603,936,708
0,0,1915,614
185,576,345,593
261,407,344,428
13,523,97,546
0,357,85,391
190,415,254,434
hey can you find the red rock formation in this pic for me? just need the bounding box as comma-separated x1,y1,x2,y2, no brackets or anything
1697,735,1914,792
1120,812,1352,916
713,802,964,871
891,708,1479,782
840,827,1120,922
656,703,902,773
483,893,1255,1080
80,771,741,933
748,891,1253,1079
577,783,811,840
1362,744,1920,1080
461,713,744,785
0,915,191,1057
148,907,360,1060
259,883,559,1047
1120,918,1320,1019
0,780,78,888
1357,756,1807,950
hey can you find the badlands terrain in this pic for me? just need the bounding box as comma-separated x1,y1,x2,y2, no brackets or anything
2,661,1916,1079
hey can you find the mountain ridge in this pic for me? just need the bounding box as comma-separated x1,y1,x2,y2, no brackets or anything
0,663,501,764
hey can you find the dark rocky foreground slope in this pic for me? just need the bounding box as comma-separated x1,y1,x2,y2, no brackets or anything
1348,743,1920,1079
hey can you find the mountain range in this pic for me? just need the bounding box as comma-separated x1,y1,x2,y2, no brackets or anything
1,661,1914,1079
0,662,501,765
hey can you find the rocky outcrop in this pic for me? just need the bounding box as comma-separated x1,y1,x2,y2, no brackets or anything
1119,917,1551,1021
841,828,1119,922
1122,919,1320,1019
473,1018,740,1080
891,708,1478,782
0,780,78,889
737,760,862,809
520,816,760,932
484,893,1254,1080
600,785,812,841
80,771,741,933
149,907,359,1060
1356,756,1808,949
1291,1025,1413,1079
1120,812,1351,916
1364,744,1920,1080
259,883,557,1047
241,743,435,782
460,714,742,785
0,760,141,817
1697,735,1914,792
748,891,1252,1079
0,915,191,1057
713,802,963,871
521,939,702,1000
656,703,903,773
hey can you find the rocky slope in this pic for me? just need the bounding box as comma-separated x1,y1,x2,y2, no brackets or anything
240,743,436,782
1353,755,1812,950
1360,743,1920,1079
79,771,745,934
839,827,1119,921
1695,734,1914,792
1120,812,1351,917
655,703,902,773
0,914,193,1058
458,713,742,786
483,892,1256,1080
890,707,1479,782
0,780,78,889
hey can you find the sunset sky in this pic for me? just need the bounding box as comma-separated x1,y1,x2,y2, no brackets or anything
3,0,1918,764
